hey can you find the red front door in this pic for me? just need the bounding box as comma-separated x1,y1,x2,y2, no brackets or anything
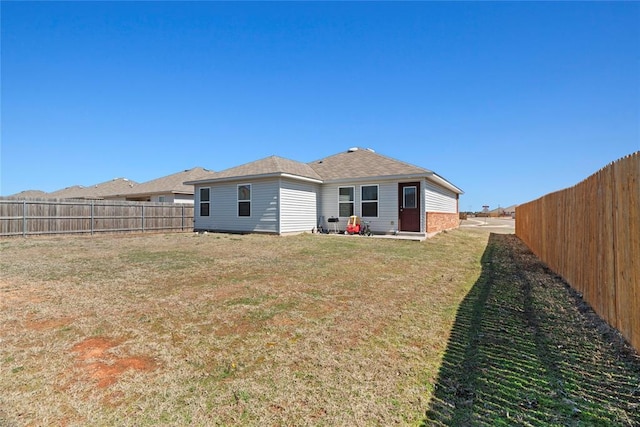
399,182,420,232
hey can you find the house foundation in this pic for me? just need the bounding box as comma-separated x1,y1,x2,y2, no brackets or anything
426,212,460,234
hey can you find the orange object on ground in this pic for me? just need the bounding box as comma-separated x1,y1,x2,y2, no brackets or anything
346,215,361,234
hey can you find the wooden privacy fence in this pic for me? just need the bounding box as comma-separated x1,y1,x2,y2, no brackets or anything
516,152,639,352
0,198,194,237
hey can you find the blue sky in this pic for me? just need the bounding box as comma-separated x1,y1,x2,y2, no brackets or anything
2,2,638,211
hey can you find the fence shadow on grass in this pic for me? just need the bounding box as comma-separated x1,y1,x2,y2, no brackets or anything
424,233,640,426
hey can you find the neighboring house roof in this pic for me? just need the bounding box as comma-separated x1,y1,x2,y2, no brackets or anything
187,148,463,194
187,156,323,185
114,167,213,198
47,178,138,200
7,190,48,199
46,185,87,199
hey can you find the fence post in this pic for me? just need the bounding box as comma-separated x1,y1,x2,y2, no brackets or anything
22,200,27,237
141,204,145,233
182,204,185,231
91,201,94,235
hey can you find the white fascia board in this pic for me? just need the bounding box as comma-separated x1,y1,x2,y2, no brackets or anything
322,173,432,185
279,173,323,184
428,174,464,194
184,179,211,186
114,190,193,198
186,173,322,186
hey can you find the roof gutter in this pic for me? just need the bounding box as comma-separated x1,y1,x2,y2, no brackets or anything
185,172,323,186
321,173,430,185
279,173,323,184
186,172,461,194
428,173,464,194
324,173,462,194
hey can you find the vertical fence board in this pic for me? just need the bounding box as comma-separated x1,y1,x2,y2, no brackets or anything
516,152,639,352
613,154,640,349
601,166,617,328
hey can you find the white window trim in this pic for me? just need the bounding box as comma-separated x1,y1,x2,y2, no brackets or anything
237,183,252,217
361,184,379,218
199,187,211,217
338,186,355,218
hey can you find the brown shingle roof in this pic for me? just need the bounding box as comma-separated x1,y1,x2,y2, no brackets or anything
46,185,87,199
7,190,48,199
185,149,461,194
308,148,430,181
201,156,322,182
187,150,428,185
48,178,138,199
116,167,213,197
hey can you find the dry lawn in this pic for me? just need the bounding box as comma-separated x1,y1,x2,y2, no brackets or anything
0,230,487,426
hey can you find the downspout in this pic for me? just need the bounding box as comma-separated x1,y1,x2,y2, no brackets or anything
277,178,281,235
422,178,426,235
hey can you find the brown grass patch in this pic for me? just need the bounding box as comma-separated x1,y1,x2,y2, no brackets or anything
26,315,74,331
71,337,120,360
0,231,487,425
71,337,157,388
85,357,157,388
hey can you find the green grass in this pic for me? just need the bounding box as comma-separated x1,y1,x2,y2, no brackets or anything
425,234,640,426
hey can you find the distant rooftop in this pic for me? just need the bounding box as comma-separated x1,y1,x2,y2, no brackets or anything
46,178,138,200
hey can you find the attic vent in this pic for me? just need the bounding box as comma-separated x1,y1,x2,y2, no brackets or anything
366,148,375,153
348,147,359,152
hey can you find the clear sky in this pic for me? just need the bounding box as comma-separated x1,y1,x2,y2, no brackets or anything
2,1,639,211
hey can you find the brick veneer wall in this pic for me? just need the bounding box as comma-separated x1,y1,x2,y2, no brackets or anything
426,212,460,233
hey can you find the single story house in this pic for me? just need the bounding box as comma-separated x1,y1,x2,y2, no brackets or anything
105,167,214,204
185,148,463,237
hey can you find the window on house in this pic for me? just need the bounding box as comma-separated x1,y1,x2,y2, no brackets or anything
403,186,417,209
361,185,378,217
200,188,210,217
339,187,354,217
158,196,166,203
238,184,251,217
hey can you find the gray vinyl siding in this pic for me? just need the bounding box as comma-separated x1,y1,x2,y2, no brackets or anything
279,179,319,234
149,193,194,204
425,180,458,213
194,179,279,233
193,175,457,234
172,194,195,204
150,194,173,203
377,182,399,234
319,180,398,234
